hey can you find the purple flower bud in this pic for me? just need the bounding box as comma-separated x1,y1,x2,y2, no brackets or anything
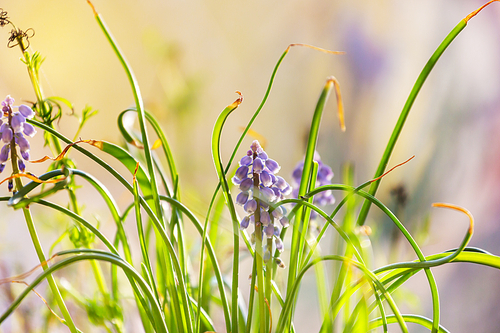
282,185,292,196
271,187,281,198
8,179,13,192
11,112,25,133
235,165,249,180
269,173,277,185
16,134,30,152
22,123,36,137
253,157,264,174
239,178,253,192
21,150,30,161
260,170,273,187
264,224,274,238
232,176,242,185
244,199,257,213
250,140,261,153
273,226,281,237
1,124,12,143
2,96,14,107
275,176,287,190
275,237,284,253
18,159,25,172
240,155,252,166
280,215,289,228
265,158,280,173
260,187,276,202
272,206,283,219
258,151,268,160
260,210,271,226
236,191,249,206
0,163,5,173
240,216,250,230
0,144,10,163
19,105,35,119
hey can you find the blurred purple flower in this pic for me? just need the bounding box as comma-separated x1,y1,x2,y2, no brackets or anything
291,152,335,219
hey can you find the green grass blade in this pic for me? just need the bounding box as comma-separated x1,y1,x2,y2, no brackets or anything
211,93,244,333
357,20,467,226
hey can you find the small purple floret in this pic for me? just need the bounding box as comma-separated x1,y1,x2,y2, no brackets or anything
264,224,274,237
0,144,10,163
265,159,280,173
252,157,264,174
236,191,249,206
23,123,36,137
19,105,35,119
240,216,250,230
239,178,253,192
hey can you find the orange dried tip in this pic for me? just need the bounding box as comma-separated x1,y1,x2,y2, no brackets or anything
239,127,267,149
229,91,244,109
30,139,103,163
0,253,59,285
286,43,345,55
432,202,474,235
465,0,499,22
327,76,346,132
0,173,67,186
252,285,272,333
370,155,415,183
87,0,98,16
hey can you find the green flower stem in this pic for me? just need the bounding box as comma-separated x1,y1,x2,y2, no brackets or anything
252,171,267,333
254,214,267,333
20,43,122,331
357,20,467,226
211,95,244,333
9,144,78,332
265,236,273,330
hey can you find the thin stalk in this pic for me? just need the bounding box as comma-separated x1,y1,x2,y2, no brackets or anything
253,172,267,333
357,20,467,226
9,143,78,332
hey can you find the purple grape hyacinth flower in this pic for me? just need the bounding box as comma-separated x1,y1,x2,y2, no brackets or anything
234,140,292,263
0,95,36,174
291,151,335,219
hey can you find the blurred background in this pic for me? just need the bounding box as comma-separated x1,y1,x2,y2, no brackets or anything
0,0,499,331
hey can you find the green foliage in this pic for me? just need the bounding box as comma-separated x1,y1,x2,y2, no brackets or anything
1,2,500,333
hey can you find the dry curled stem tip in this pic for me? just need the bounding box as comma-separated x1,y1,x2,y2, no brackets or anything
0,254,59,285
286,43,345,55
327,76,346,132
86,0,98,16
370,155,416,183
229,91,244,108
0,173,66,186
432,202,474,235
30,139,103,163
465,0,499,22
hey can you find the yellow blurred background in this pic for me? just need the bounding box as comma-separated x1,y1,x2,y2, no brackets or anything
0,0,500,332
